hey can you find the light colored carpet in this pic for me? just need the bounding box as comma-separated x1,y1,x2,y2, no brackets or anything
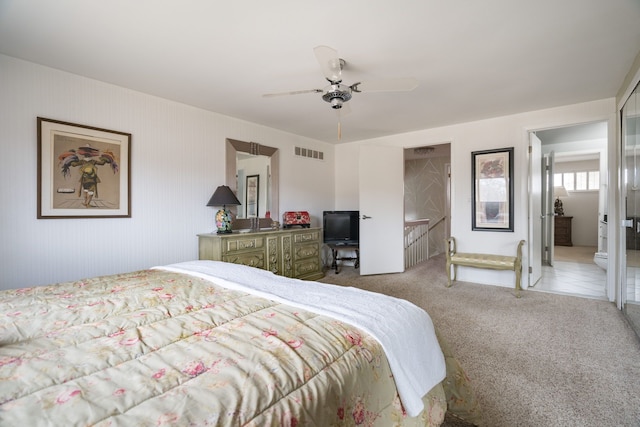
319,255,640,427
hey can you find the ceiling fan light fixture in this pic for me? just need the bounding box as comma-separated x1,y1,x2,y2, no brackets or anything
264,46,419,131
322,83,352,109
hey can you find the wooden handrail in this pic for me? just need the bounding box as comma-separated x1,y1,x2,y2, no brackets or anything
404,218,430,227
428,216,446,231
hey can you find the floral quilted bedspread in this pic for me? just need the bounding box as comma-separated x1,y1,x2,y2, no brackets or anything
0,269,456,426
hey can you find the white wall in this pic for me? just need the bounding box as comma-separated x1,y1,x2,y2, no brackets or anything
335,99,616,288
334,143,361,211
0,55,335,289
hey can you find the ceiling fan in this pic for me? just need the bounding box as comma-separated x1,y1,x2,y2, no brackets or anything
263,46,418,138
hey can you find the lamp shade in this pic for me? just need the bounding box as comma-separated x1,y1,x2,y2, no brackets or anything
553,186,569,198
207,185,241,207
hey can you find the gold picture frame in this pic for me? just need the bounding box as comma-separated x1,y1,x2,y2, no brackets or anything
37,117,131,218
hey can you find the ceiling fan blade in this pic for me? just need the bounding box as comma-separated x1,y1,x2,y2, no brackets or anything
352,77,418,93
314,45,342,83
262,88,322,98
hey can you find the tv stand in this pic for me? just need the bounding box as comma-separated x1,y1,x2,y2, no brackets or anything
327,243,359,274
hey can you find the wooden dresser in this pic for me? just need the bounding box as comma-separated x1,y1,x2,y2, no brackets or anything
198,227,324,280
554,216,573,246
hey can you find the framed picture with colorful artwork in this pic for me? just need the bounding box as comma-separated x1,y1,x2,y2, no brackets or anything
37,117,131,218
471,147,513,231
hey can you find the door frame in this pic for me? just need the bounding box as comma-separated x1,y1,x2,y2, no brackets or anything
527,120,614,301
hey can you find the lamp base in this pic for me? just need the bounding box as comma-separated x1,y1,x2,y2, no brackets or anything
215,209,233,234
554,197,564,216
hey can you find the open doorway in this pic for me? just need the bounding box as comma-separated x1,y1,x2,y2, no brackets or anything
404,143,451,259
530,121,608,299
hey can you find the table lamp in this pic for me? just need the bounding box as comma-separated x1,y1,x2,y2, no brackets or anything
207,185,241,233
553,186,569,216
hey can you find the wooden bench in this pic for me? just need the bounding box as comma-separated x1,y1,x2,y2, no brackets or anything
445,237,525,297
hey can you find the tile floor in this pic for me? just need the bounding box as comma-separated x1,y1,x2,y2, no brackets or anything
625,266,640,302
530,246,607,299
530,246,640,302
533,260,607,299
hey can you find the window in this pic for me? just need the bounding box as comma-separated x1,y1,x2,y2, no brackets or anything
554,170,599,191
575,172,587,190
588,171,599,189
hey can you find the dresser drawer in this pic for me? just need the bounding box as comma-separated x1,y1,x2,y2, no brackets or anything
293,257,321,279
222,236,265,254
294,229,320,244
293,242,319,261
222,250,265,269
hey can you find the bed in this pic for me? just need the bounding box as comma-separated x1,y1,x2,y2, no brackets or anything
0,260,481,426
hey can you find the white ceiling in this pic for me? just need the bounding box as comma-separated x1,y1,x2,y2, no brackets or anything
538,121,607,162
1,0,639,143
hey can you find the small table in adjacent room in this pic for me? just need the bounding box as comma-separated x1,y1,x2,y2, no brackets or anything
327,244,360,274
554,215,573,246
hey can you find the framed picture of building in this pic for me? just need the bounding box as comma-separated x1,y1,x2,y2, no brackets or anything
472,147,513,231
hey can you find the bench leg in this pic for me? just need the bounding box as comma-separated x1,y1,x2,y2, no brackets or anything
446,261,456,287
515,266,522,298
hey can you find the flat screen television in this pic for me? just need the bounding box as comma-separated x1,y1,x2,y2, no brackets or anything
323,210,360,246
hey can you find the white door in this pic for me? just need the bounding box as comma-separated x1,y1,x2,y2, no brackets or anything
529,132,543,286
359,145,405,275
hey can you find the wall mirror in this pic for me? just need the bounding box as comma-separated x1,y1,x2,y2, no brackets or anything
226,138,279,229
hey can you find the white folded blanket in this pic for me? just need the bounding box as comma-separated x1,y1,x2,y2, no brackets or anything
155,260,445,417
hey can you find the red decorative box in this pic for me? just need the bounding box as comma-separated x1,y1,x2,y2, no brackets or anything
282,211,311,228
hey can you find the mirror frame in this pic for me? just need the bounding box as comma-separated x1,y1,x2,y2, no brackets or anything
226,138,279,229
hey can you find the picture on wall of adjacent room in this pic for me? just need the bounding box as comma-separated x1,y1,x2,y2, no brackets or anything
37,117,131,219
472,147,514,231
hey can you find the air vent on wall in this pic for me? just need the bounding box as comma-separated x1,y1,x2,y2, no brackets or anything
294,146,324,160
413,146,435,155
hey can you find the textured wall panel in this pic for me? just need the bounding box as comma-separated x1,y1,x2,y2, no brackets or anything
405,156,450,256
